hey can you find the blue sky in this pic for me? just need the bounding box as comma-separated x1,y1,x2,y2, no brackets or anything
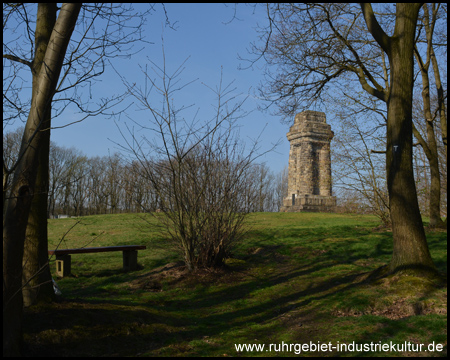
6,3,295,174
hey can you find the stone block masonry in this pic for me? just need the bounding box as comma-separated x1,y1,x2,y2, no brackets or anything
280,111,337,212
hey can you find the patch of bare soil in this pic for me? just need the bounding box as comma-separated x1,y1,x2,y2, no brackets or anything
334,296,447,320
334,272,447,320
127,260,247,292
127,261,186,292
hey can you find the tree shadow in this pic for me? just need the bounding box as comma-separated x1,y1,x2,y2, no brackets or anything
24,224,446,356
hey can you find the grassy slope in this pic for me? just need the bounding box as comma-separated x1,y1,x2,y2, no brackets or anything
23,212,447,357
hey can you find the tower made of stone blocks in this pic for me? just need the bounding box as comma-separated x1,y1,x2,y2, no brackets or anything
280,110,337,212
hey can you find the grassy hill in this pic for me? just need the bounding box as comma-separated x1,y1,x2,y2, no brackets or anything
24,212,447,356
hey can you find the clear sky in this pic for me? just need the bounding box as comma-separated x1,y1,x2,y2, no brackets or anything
5,3,296,174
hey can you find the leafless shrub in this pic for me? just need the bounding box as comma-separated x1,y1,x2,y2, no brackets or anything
115,51,273,271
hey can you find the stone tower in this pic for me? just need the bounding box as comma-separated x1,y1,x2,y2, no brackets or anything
280,110,336,212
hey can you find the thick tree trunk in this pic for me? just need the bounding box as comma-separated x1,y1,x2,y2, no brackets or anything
22,3,56,308
22,115,54,306
384,4,436,274
362,3,437,275
3,4,81,355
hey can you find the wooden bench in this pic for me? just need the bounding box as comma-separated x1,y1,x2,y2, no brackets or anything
48,245,146,277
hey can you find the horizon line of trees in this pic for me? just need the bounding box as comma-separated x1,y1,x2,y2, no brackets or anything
5,124,446,221
4,127,289,217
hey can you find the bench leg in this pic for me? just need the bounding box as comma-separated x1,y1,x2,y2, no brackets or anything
56,254,71,277
123,250,138,271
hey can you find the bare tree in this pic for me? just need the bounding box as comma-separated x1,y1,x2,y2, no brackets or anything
332,109,390,225
65,155,89,216
362,3,436,273
3,3,155,311
48,143,79,217
2,127,23,209
274,165,289,211
268,3,446,226
3,3,160,354
248,3,436,275
115,53,270,271
3,4,82,355
411,3,447,227
250,163,275,212
122,160,159,213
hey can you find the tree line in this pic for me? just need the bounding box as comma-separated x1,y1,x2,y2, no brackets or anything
6,123,445,223
4,127,288,217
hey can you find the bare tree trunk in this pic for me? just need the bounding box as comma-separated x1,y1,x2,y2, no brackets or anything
3,4,81,355
412,121,444,228
362,3,436,274
22,109,55,306
383,5,436,273
428,24,447,226
429,38,447,165
22,3,57,308
410,4,445,228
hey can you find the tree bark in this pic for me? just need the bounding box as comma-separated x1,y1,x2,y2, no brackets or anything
22,3,57,308
426,5,447,166
361,3,436,274
410,4,445,228
412,122,444,228
3,4,81,356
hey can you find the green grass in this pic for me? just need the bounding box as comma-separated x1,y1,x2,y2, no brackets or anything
23,212,447,357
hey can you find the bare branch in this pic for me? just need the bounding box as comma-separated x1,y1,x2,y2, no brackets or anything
3,54,32,68
360,3,391,54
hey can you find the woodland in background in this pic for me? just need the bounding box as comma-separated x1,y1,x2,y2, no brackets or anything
4,128,288,216
4,125,446,220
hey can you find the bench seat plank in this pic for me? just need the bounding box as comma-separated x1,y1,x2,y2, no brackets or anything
48,245,146,277
48,245,146,256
